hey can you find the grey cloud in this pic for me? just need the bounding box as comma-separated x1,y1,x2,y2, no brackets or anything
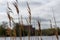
18,2,43,8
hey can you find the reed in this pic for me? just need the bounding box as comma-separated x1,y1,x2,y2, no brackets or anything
7,11,12,40
13,0,23,40
12,29,16,40
25,18,29,24
13,1,19,14
52,8,59,40
50,19,52,29
7,3,12,37
7,2,14,27
16,0,18,3
7,2,17,40
27,2,31,40
27,2,31,24
21,15,23,25
11,17,17,40
7,3,11,22
34,21,37,36
13,0,20,24
21,15,24,31
37,20,42,40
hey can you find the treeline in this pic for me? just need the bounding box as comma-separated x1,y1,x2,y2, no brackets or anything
0,22,60,37
42,28,60,36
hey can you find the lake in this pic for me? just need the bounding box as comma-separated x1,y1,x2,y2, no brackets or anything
0,36,60,40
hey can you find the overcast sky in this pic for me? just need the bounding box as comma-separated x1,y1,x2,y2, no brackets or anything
0,0,60,29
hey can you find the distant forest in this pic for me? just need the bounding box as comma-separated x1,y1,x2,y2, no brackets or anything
0,22,60,37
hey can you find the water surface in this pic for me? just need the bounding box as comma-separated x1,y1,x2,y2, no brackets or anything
0,36,60,40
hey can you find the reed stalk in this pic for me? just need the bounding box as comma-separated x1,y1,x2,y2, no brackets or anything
7,11,12,40
7,2,16,40
25,18,29,24
13,0,22,40
21,15,24,31
52,8,59,40
27,2,31,40
13,1,19,14
20,18,24,40
11,17,17,40
34,21,37,36
49,19,54,40
50,19,52,29
37,20,42,40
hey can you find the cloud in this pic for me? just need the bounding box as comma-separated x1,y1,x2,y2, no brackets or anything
0,0,60,29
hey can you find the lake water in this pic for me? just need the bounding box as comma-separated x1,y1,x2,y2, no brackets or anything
0,36,60,40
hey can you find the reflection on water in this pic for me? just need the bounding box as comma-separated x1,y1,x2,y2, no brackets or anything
0,36,60,40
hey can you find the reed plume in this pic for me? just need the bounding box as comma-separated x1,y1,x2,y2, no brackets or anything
13,1,19,14
7,12,12,28
13,1,22,40
13,0,20,24
7,3,12,40
7,11,11,21
7,2,13,13
7,2,17,40
27,2,31,24
11,17,15,24
7,11,12,40
27,2,31,40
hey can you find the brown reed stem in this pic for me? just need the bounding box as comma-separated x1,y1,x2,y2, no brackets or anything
50,19,52,29
52,8,59,40
37,20,42,40
27,2,31,40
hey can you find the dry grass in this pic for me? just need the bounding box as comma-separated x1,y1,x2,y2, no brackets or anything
52,8,59,40
27,2,31,24
7,2,17,40
37,20,42,40
13,2,19,14
6,0,60,40
50,19,52,29
21,15,24,31
13,1,22,40
7,3,12,40
26,2,31,40
25,18,29,24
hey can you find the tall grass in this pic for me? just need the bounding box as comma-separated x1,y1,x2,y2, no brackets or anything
20,15,24,31
7,8,12,40
7,2,17,40
49,19,52,29
7,3,12,37
27,2,31,24
13,1,19,14
13,0,22,40
11,17,17,40
25,18,29,24
27,2,31,40
21,15,23,24
49,19,53,40
52,8,59,40
13,0,20,24
37,20,42,40
5,0,60,40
